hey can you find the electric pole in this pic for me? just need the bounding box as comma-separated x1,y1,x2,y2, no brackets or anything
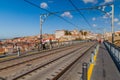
111,4,114,43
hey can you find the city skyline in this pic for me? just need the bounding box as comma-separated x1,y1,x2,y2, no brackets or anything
0,0,120,39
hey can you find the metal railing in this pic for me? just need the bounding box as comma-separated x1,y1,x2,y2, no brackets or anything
104,41,120,71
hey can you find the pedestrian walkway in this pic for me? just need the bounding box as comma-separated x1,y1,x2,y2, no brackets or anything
91,43,120,80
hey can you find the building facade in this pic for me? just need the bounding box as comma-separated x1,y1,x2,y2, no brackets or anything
55,30,65,39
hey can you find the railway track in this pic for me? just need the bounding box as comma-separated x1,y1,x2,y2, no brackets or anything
57,43,97,80
0,42,83,63
14,42,96,80
0,42,96,80
0,42,86,70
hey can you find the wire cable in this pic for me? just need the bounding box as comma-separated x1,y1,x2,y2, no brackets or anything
40,3,112,15
24,0,113,31
69,0,93,30
24,0,78,27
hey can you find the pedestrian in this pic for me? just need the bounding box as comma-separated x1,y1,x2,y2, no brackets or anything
17,46,20,56
49,38,52,49
42,42,46,50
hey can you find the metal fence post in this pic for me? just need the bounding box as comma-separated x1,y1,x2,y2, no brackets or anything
82,63,88,80
117,50,119,61
118,52,120,62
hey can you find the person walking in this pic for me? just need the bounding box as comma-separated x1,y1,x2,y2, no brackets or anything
49,38,52,49
42,41,46,50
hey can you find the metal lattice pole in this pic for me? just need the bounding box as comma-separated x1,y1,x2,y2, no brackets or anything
111,4,114,43
40,15,43,50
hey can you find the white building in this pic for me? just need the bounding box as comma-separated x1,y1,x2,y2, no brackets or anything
55,30,65,39
70,29,79,35
104,32,112,40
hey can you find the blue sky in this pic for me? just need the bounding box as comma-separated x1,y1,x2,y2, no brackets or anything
0,0,120,39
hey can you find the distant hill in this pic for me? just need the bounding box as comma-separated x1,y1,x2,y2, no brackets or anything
0,39,6,41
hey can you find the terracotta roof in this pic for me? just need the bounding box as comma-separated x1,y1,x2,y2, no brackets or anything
0,48,5,53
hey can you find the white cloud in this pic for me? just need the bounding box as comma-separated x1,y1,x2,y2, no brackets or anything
93,24,97,27
40,2,48,9
83,0,98,4
100,0,113,5
61,12,73,18
102,6,106,11
92,17,96,21
104,0,113,3
114,18,119,22
117,22,120,25
103,15,108,19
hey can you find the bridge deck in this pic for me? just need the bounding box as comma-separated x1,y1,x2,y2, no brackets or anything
91,43,120,80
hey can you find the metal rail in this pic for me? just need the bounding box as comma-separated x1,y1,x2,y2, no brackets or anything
52,43,96,80
0,41,84,63
7,42,95,80
8,46,85,80
0,44,93,80
104,41,120,72
0,44,82,70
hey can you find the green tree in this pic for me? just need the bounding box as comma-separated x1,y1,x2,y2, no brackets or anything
84,31,88,36
80,30,84,35
65,30,71,35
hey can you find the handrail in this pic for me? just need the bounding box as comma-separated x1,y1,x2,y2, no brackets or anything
104,41,120,72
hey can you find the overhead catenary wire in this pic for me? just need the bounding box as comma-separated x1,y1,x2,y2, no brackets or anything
24,0,113,31
24,0,78,27
40,3,113,15
68,0,93,30
24,0,113,19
